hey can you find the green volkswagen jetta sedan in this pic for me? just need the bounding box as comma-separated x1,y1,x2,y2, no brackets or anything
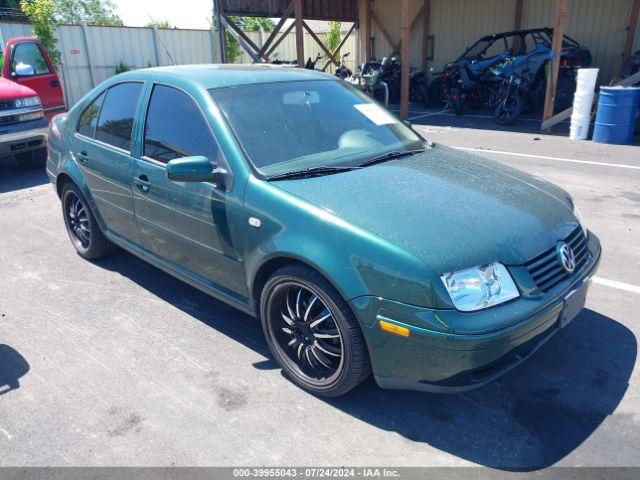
46,65,601,397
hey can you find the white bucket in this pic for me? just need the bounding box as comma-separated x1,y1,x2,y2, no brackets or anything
570,68,599,140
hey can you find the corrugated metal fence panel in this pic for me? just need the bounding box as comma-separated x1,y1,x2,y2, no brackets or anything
156,28,214,66
0,21,32,43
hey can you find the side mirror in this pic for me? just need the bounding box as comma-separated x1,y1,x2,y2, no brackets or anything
403,120,412,128
166,156,217,183
13,62,36,76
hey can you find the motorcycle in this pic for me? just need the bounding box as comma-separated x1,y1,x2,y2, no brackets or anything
335,52,353,80
305,52,323,70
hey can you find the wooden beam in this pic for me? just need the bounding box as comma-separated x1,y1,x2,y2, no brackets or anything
541,69,640,130
303,21,339,68
400,0,410,120
256,0,294,61
222,14,263,58
371,9,396,51
421,0,430,71
365,0,372,60
623,0,640,60
542,0,567,130
320,23,357,71
294,0,304,67
265,21,295,58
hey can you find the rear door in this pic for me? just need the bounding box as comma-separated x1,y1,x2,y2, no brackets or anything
72,82,144,245
3,38,65,118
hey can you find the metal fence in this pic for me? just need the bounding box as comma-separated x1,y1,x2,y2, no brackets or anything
0,22,357,109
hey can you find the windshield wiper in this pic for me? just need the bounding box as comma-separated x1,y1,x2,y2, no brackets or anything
357,149,426,168
266,165,359,181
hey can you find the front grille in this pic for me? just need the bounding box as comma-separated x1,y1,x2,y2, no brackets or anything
0,115,18,125
0,100,15,111
524,227,589,292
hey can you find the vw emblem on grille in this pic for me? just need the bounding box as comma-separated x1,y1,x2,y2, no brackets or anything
557,241,576,273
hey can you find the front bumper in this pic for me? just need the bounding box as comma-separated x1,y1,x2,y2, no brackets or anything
349,232,601,393
0,118,48,158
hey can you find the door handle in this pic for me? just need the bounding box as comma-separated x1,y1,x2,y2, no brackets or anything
51,79,60,88
77,150,89,165
134,176,151,193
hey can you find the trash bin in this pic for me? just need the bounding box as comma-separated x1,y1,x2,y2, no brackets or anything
592,86,640,144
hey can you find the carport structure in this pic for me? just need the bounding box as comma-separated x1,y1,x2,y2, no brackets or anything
214,0,640,127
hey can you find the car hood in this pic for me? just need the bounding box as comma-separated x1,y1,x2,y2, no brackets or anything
272,145,579,274
0,76,38,101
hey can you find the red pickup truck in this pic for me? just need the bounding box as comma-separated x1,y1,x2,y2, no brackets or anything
0,36,65,168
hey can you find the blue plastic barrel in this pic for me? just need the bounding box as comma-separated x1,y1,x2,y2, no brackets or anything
592,86,640,144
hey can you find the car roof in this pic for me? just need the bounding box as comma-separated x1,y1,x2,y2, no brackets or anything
121,64,336,90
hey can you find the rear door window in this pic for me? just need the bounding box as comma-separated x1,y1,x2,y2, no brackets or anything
143,84,218,164
95,82,143,152
77,92,105,138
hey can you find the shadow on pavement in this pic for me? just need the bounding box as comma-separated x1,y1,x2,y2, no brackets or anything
95,251,636,471
0,344,30,396
0,159,49,194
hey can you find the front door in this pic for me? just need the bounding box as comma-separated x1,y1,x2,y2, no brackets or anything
132,84,247,302
72,82,144,245
4,38,65,118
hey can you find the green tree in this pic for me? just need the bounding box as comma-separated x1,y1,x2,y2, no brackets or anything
52,0,122,26
20,0,61,67
146,19,172,29
326,21,341,57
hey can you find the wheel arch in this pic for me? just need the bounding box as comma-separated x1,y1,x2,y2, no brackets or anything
251,254,353,318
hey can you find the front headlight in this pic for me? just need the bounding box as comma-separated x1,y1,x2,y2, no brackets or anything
15,96,41,108
441,262,520,312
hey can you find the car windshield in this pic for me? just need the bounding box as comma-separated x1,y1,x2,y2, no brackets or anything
209,80,425,177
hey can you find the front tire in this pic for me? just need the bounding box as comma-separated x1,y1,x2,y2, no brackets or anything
494,94,523,125
62,183,118,260
260,265,371,397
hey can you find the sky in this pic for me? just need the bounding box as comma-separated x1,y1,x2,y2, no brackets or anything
112,0,213,29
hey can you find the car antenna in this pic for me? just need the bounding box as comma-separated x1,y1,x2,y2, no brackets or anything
147,14,176,66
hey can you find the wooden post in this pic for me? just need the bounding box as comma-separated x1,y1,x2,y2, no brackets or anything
422,0,430,71
514,0,524,30
542,0,566,130
365,0,372,61
400,0,410,120
213,0,227,63
294,0,305,67
623,0,640,61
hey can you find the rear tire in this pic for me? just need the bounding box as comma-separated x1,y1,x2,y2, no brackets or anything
260,264,371,397
61,182,118,260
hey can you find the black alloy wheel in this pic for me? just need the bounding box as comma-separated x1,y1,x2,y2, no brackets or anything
260,265,370,397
